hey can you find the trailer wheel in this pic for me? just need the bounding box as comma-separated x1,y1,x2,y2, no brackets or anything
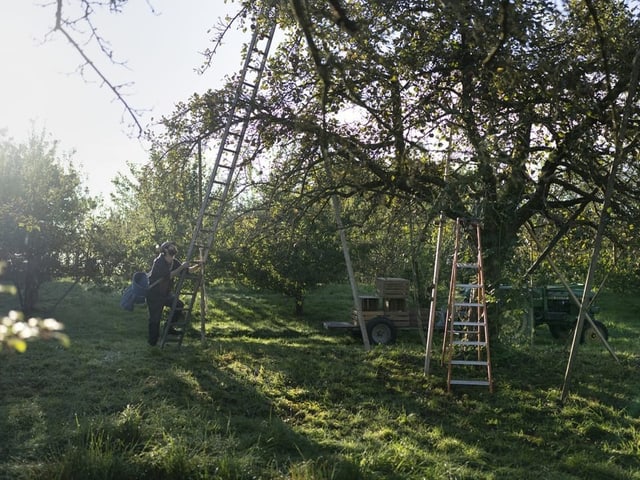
367,317,397,345
581,320,609,344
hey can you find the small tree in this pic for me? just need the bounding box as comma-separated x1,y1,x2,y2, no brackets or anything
221,192,346,315
0,130,94,315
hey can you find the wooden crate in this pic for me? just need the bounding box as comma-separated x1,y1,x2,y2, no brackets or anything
385,298,407,312
359,295,381,312
389,312,412,328
376,277,410,298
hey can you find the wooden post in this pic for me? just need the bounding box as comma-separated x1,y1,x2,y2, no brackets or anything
199,247,207,345
424,213,445,375
424,146,450,375
526,224,618,362
318,79,370,351
561,48,640,403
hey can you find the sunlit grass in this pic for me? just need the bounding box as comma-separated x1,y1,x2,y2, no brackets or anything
0,283,639,479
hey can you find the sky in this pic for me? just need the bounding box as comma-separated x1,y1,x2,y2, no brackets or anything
0,1,247,203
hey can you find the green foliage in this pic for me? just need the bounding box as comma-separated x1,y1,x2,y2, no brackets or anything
252,0,640,285
216,186,348,313
0,130,95,314
106,146,204,282
106,0,640,297
1,280,639,479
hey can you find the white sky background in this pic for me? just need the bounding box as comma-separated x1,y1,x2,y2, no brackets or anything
0,1,247,203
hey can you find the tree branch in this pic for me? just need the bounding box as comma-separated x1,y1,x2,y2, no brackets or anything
198,6,248,75
53,0,144,136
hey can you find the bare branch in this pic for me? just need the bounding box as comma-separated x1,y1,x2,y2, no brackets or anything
198,6,248,75
52,0,145,136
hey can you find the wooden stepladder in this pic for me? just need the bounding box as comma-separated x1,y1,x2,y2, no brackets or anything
442,218,493,392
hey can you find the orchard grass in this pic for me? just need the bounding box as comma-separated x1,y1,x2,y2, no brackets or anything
0,280,639,479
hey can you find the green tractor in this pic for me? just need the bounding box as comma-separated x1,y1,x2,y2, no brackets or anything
527,285,608,343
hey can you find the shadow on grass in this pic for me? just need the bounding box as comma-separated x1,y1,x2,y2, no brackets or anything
1,282,639,479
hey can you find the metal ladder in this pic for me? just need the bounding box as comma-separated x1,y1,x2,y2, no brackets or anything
441,218,493,392
160,8,277,348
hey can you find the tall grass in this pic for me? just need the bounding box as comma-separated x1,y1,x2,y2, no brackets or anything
0,280,639,479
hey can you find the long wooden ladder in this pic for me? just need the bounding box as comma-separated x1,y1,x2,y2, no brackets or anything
441,218,493,392
160,8,277,348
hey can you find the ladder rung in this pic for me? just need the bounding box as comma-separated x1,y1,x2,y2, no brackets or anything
449,379,491,386
457,263,478,268
452,332,484,338
450,360,488,366
453,324,486,330
212,175,230,183
452,340,487,346
168,321,188,329
452,333,484,339
454,302,483,307
456,284,482,289
250,46,267,55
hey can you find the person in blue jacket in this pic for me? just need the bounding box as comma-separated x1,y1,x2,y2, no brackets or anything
146,241,196,346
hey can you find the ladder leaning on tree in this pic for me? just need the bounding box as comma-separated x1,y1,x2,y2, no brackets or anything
160,9,277,348
441,218,493,392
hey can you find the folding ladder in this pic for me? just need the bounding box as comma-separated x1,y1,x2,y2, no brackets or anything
160,8,277,348
441,218,493,392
